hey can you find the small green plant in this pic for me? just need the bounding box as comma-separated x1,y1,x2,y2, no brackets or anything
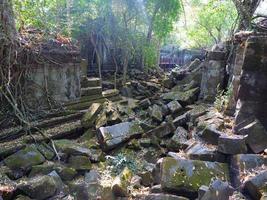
106,153,138,175
214,84,233,112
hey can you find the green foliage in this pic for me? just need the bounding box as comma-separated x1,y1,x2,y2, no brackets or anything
184,0,237,48
145,0,181,39
143,42,158,68
214,84,233,112
106,153,139,175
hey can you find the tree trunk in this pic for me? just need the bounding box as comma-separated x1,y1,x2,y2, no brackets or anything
232,0,260,30
0,0,17,87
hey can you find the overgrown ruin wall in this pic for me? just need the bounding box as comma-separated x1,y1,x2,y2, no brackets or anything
25,63,81,107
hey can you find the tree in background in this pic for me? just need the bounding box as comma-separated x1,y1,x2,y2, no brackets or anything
173,0,237,48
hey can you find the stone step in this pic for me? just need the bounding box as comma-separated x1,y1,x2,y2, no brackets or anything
0,120,84,160
81,86,102,97
0,112,84,143
81,77,101,88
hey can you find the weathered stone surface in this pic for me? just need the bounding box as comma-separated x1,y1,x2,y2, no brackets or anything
97,121,144,151
18,173,63,200
162,88,200,106
198,126,223,145
81,77,101,88
68,155,92,171
53,139,103,162
173,113,189,127
151,185,162,193
112,167,133,197
167,127,189,151
4,145,45,171
199,56,226,102
81,86,102,97
146,122,175,138
161,158,229,196
81,103,102,128
231,154,267,172
36,144,55,160
139,99,151,109
84,171,98,183
200,179,234,200
167,101,183,114
185,142,226,163
235,37,267,129
236,119,267,153
102,89,119,98
136,193,189,200
151,104,163,123
139,171,153,187
243,170,267,200
162,77,175,89
218,135,247,154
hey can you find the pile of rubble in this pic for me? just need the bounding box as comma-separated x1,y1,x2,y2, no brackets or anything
1,36,267,200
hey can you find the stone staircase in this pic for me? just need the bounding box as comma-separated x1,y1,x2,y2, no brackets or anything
80,77,103,97
0,76,122,160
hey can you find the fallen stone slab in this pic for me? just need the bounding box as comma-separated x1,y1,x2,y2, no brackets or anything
161,157,229,197
167,126,190,151
151,104,163,123
81,103,103,128
167,101,183,114
173,113,189,127
161,87,200,106
146,122,176,138
97,121,144,151
198,126,223,145
81,86,102,97
237,119,267,153
185,142,227,163
242,170,267,200
218,135,247,155
139,98,152,109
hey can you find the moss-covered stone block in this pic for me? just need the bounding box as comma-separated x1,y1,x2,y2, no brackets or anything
161,157,229,194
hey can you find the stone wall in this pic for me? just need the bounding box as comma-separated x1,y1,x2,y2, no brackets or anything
199,51,226,102
235,36,267,129
25,63,81,108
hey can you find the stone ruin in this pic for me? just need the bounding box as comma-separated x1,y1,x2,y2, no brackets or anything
0,33,267,200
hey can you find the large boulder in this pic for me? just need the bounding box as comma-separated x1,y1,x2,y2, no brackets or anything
160,157,229,197
18,171,64,200
218,134,247,155
97,121,144,151
4,145,45,171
